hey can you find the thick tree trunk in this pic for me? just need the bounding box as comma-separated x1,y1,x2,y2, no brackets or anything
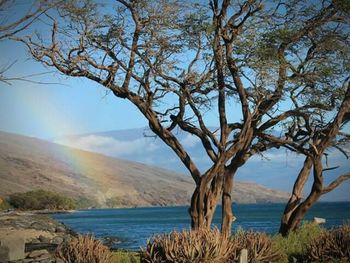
189,173,225,230
204,173,224,228
287,191,321,232
221,172,234,238
189,186,200,230
280,157,323,235
279,157,313,236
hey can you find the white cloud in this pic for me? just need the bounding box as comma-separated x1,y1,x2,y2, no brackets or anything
55,135,159,157
181,134,200,148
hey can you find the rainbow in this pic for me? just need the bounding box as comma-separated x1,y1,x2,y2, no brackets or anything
13,84,97,179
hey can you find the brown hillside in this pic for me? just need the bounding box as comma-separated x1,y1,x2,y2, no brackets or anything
0,131,290,207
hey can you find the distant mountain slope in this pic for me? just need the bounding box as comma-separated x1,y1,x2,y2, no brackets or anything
0,131,290,206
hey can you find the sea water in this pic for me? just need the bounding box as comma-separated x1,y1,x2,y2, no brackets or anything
52,202,350,250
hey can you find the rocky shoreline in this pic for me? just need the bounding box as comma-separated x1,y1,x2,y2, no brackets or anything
0,211,75,263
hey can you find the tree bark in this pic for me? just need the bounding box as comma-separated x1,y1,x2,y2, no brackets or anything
221,172,234,238
279,156,313,236
189,172,224,230
189,186,200,230
280,156,323,234
204,173,224,228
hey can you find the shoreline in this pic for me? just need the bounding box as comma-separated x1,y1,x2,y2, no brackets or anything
0,210,76,262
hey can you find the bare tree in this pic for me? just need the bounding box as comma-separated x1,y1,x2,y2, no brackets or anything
14,0,349,237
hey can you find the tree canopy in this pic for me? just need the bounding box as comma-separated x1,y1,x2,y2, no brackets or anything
8,0,350,236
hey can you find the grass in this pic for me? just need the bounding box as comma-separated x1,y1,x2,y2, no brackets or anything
272,222,325,263
113,251,140,263
56,235,114,263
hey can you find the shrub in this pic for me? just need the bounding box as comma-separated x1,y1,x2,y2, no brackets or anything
56,235,114,263
74,196,98,209
229,229,283,263
0,197,12,211
141,228,236,263
305,223,350,263
114,251,139,263
8,190,76,210
273,222,324,263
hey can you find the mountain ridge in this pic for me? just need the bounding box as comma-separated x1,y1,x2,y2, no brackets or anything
0,131,290,207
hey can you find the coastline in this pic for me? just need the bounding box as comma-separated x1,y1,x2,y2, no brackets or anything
0,210,75,262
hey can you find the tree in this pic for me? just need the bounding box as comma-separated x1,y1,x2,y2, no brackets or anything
278,83,350,236
14,0,349,237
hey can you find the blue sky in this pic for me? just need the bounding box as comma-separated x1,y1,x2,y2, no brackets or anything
0,40,149,139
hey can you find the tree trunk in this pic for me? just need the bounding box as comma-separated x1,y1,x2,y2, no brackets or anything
189,186,200,230
221,172,234,238
287,191,321,232
279,156,313,236
280,156,323,235
189,173,224,231
204,173,224,228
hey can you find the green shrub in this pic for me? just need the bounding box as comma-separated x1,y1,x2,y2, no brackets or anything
142,228,236,263
8,190,77,210
305,223,350,263
229,229,283,263
273,222,324,263
74,196,98,209
56,235,114,263
0,197,12,211
114,251,139,263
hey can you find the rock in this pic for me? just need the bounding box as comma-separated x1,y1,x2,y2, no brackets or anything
34,252,52,261
0,245,10,262
63,236,71,243
28,249,49,258
313,217,326,224
31,222,55,233
55,226,66,233
23,258,34,263
30,238,41,244
38,235,51,243
0,235,25,261
51,237,64,245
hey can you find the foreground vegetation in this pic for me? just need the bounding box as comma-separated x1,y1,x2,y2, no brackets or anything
54,223,349,263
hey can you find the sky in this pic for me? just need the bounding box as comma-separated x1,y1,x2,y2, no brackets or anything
0,1,349,201
0,39,148,139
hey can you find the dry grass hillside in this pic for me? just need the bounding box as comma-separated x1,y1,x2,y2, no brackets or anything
0,131,290,207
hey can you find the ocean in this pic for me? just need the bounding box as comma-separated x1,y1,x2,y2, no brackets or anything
52,202,350,250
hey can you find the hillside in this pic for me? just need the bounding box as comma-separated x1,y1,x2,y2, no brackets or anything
0,131,290,207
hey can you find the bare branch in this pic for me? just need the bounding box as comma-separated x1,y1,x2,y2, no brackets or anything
322,172,350,194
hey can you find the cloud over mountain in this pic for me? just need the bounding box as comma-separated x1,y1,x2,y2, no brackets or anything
53,128,350,202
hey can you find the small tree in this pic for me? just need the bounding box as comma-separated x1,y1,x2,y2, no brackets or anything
278,84,350,236
12,0,350,237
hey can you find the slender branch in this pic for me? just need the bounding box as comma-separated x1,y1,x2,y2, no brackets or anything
322,172,350,194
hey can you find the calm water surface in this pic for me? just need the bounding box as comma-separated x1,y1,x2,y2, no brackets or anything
52,202,350,250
